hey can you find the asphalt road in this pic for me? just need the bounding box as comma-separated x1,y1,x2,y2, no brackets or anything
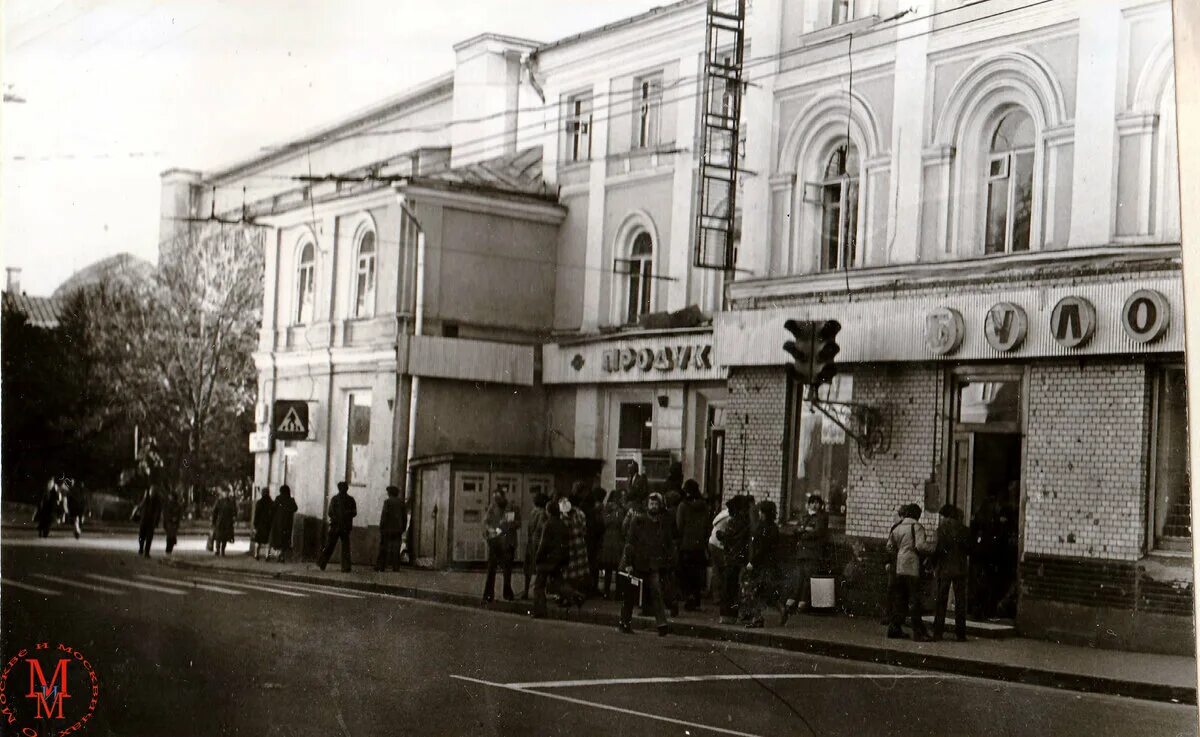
2,530,1196,737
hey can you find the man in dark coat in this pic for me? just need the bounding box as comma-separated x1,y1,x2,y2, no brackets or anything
163,491,183,554
531,500,569,618
135,485,164,557
785,494,830,617
618,491,675,635
481,489,520,602
252,488,275,560
375,486,408,572
318,481,357,572
933,504,971,641
742,500,783,628
675,479,711,610
269,485,299,562
715,495,752,624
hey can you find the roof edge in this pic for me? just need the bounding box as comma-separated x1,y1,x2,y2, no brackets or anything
535,0,703,56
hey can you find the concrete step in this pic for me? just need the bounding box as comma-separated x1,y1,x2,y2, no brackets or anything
921,614,1016,639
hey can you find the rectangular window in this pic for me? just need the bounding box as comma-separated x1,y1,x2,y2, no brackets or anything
296,265,314,324
346,392,372,486
789,377,852,532
618,403,654,450
634,74,663,149
1150,366,1190,550
565,93,593,163
830,0,854,25
354,253,376,318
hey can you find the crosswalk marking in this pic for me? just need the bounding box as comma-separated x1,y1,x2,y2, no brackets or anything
2,577,61,596
34,573,126,595
136,574,244,596
189,576,308,598
233,576,363,599
85,573,187,596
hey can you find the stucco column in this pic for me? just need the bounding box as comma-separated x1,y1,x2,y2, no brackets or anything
582,83,609,330
668,58,700,311
887,2,932,264
1068,0,1121,246
738,0,782,280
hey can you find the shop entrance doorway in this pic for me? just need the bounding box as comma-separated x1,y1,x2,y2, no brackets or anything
949,369,1023,621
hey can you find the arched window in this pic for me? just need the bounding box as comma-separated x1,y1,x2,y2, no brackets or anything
984,110,1035,254
352,230,377,318
818,142,859,271
295,242,315,325
625,232,653,324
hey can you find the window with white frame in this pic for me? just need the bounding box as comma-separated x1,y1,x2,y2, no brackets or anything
984,109,1035,255
622,231,654,324
634,73,663,149
295,242,316,325
1149,365,1190,551
808,142,859,271
829,0,854,25
352,229,377,318
565,92,593,163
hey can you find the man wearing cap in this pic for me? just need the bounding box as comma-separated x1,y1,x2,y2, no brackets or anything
618,491,675,636
318,481,357,572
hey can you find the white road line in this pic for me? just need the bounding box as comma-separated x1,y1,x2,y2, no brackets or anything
2,578,61,596
34,574,126,595
227,577,363,599
85,573,187,596
507,673,945,689
135,575,244,595
450,675,765,737
189,576,308,598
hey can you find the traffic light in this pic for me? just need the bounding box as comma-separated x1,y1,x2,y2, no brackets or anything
783,319,816,385
811,320,842,389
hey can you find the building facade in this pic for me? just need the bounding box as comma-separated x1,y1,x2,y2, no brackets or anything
716,0,1189,653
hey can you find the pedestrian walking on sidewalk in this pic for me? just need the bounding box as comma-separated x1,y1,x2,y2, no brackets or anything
585,486,606,595
618,492,675,636
376,486,408,572
212,490,237,557
521,492,549,599
481,488,520,602
886,503,934,640
252,487,275,560
676,480,710,611
599,489,628,600
269,485,299,562
318,482,357,572
932,504,971,642
741,500,783,628
708,503,731,604
65,480,87,540
783,494,830,620
716,496,752,624
134,484,165,557
560,484,591,602
163,491,183,555
531,497,570,618
34,478,63,538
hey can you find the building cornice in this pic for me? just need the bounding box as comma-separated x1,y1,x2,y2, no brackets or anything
397,183,566,224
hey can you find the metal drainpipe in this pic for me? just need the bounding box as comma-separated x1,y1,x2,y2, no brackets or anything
399,195,426,532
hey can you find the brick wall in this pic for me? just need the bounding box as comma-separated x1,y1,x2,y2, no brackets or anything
845,364,942,539
723,367,789,505
1024,361,1150,561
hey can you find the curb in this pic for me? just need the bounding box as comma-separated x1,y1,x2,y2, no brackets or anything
159,558,1196,706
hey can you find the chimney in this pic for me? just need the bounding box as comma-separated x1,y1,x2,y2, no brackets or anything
450,34,541,168
6,267,20,294
158,168,202,260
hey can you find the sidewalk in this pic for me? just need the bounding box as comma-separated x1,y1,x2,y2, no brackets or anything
161,551,1198,705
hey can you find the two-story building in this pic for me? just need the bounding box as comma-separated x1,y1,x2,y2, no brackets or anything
716,0,1188,653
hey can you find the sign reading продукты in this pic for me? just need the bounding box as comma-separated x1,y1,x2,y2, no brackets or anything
272,400,310,441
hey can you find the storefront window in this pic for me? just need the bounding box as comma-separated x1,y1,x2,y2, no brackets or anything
1150,366,1189,550
346,392,371,485
789,377,852,531
618,402,653,450
957,379,1020,425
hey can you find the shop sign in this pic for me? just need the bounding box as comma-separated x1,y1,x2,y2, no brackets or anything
1121,289,1170,344
924,307,964,355
602,344,713,374
983,302,1028,352
1050,296,1096,348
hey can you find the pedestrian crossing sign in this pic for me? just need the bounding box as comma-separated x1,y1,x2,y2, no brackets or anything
273,400,310,440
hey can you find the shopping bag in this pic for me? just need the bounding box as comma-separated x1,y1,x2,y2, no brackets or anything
617,571,645,608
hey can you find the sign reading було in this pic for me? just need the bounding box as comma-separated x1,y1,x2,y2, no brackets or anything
924,289,1171,356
